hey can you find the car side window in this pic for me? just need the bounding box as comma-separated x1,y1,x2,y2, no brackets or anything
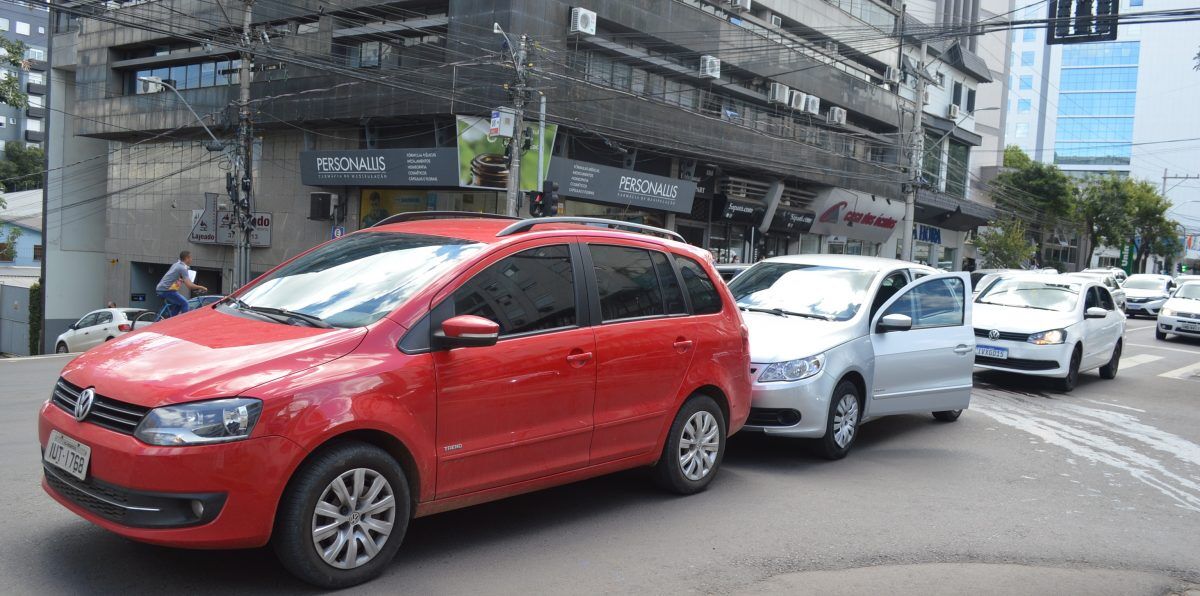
650,251,687,315
591,245,665,322
1085,287,1100,310
677,256,723,315
1097,287,1116,310
882,277,966,329
870,271,909,319
449,244,576,337
76,314,97,329
96,312,113,325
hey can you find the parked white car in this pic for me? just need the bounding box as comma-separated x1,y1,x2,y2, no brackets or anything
1122,274,1177,317
973,274,1125,391
1156,281,1200,340
1066,272,1126,311
729,255,974,460
54,308,148,354
1082,267,1127,286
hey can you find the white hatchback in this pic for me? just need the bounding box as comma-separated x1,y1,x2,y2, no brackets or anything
973,274,1125,391
54,308,148,354
731,255,975,460
1156,281,1200,340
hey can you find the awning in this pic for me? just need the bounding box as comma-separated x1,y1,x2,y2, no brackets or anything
915,189,997,231
923,115,984,147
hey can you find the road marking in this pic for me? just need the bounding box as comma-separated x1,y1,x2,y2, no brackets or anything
1158,361,1200,381
0,354,75,363
1082,399,1146,413
1128,343,1200,354
1118,354,1163,369
1126,325,1155,332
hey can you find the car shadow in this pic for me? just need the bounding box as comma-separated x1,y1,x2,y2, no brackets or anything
972,369,1104,397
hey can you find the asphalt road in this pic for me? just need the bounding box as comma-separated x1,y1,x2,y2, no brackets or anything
2,319,1199,595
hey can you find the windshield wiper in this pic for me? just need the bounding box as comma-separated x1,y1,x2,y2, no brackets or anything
243,305,333,328
739,306,831,321
977,301,1058,312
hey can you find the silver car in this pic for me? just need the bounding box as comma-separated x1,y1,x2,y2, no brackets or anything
731,255,975,460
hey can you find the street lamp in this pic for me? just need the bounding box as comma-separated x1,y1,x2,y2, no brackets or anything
137,76,225,152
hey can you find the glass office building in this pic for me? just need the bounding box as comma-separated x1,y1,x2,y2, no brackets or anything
1052,42,1139,167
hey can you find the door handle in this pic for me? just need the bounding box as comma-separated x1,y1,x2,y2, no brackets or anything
672,338,694,353
953,344,972,355
566,351,593,366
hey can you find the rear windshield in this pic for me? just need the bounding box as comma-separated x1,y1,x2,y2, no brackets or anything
235,232,483,328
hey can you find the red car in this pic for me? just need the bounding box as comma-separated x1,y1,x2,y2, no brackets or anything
38,214,751,588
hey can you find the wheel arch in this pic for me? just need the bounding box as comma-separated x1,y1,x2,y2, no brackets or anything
690,384,730,428
838,370,867,406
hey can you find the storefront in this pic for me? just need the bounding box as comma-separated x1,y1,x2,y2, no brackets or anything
911,223,961,269
761,207,816,260
710,196,764,264
808,187,905,256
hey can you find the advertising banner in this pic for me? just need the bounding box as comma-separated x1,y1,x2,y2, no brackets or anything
808,187,903,244
548,158,697,214
455,116,557,192
300,149,459,187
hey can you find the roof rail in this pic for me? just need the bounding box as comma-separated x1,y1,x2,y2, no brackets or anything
496,216,686,243
371,211,521,228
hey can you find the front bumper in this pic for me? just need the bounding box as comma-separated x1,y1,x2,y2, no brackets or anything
973,339,1072,378
1158,314,1200,337
740,367,837,438
39,400,304,549
1126,300,1166,316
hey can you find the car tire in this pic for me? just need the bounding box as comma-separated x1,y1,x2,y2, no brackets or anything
818,380,862,460
272,441,411,589
653,394,727,495
932,409,962,422
1099,340,1121,379
104,336,114,342
1058,345,1083,392
1155,329,1168,341
55,343,68,354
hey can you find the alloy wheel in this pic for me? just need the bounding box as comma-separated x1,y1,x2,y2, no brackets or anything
311,468,397,570
678,410,720,481
832,393,860,448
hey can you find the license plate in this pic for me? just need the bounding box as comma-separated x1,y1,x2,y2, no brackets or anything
1181,322,1200,332
44,430,91,481
976,345,1008,359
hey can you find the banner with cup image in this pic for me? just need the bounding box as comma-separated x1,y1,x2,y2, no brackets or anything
455,116,558,192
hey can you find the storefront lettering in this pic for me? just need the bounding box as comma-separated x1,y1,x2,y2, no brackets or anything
315,155,387,174
618,176,680,200
818,200,897,230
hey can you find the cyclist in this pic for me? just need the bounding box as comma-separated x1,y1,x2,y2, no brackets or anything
155,250,207,318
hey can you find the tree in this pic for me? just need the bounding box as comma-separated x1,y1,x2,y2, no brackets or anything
990,146,1077,220
0,225,20,261
1076,174,1134,264
0,142,44,191
1003,145,1033,169
975,218,1036,268
1125,181,1176,273
0,37,29,109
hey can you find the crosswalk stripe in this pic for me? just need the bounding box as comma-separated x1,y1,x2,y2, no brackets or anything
1119,353,1163,369
1158,361,1200,380
1128,343,1200,354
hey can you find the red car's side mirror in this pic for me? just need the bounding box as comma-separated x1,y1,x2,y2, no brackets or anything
434,315,500,349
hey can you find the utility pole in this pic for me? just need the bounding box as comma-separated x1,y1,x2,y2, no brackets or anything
1163,168,1200,199
230,0,255,289
900,41,929,263
537,92,547,194
504,34,529,218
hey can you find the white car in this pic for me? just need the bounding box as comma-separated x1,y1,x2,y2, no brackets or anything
730,255,974,460
1082,267,1128,286
1122,274,1177,317
973,274,1125,391
1156,281,1200,340
1066,272,1126,311
54,308,148,354
1173,274,1200,286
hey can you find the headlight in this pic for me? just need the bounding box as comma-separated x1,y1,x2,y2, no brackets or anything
135,398,263,446
1160,308,1175,317
1027,329,1066,345
759,354,826,383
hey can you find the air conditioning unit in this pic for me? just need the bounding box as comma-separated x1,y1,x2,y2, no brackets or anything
802,94,821,115
948,103,961,119
729,0,751,12
570,7,597,35
768,82,790,104
139,76,164,93
309,192,335,221
788,90,806,110
770,14,783,27
883,66,900,84
827,106,847,126
699,55,721,79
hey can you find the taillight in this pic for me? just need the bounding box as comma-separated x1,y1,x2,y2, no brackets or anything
118,324,131,332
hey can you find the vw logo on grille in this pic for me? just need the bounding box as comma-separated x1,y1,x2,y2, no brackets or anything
75,388,96,421
988,329,1001,341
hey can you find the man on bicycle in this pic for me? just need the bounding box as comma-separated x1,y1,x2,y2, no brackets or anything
156,250,207,317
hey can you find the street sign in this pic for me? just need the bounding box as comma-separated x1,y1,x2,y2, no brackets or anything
331,226,345,239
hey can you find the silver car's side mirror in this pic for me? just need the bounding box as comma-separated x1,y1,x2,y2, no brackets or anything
1084,307,1108,319
877,313,913,333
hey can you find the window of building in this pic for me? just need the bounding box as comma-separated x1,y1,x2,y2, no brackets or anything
1061,42,1139,67
450,245,576,336
1059,67,1138,91
33,244,43,261
935,72,946,87
15,21,29,35
1023,28,1036,42
27,71,44,85
1130,0,1143,5
1057,92,1135,115
130,59,241,94
1014,122,1029,138
966,89,976,113
0,242,10,262
1017,99,1032,113
922,131,944,188
1055,117,1134,141
1053,142,1132,165
357,41,384,68
591,245,666,322
28,95,42,108
677,257,722,315
26,142,39,150
1020,51,1035,66
0,19,9,31
37,26,44,34
946,141,969,198
952,81,963,106
26,118,41,132
0,119,6,128
1019,75,1033,90
24,47,45,61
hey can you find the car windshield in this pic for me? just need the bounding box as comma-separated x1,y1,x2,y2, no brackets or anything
728,263,877,321
1177,284,1200,300
234,232,484,328
1124,277,1166,290
976,278,1081,312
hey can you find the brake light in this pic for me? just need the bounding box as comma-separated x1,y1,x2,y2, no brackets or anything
118,324,131,332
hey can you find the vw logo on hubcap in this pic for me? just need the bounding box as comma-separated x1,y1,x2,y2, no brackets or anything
988,329,1000,341
75,388,96,421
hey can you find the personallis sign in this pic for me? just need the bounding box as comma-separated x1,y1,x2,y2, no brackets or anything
299,149,459,187
547,158,697,214
808,187,903,244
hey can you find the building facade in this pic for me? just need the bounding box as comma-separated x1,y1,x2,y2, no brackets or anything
44,0,1007,348
0,1,48,149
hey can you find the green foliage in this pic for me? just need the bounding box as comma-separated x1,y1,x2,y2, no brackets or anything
0,225,20,261
991,147,1076,220
28,281,41,356
1002,145,1033,169
976,218,1036,268
0,37,28,109
1076,174,1135,263
1125,181,1179,272
0,142,44,191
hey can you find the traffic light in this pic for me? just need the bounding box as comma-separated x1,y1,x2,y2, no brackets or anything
528,190,546,217
542,180,560,217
